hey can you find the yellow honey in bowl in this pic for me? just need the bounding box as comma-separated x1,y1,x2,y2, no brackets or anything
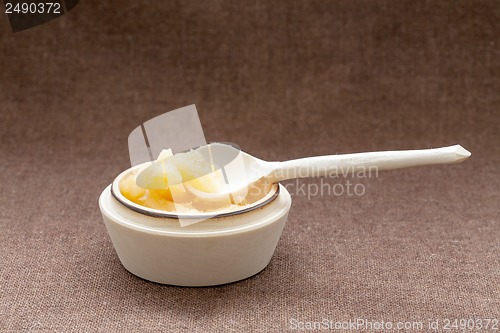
120,147,273,213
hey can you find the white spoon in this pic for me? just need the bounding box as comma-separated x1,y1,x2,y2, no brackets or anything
183,143,471,202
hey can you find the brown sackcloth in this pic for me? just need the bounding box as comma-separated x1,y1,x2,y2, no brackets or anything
0,1,498,332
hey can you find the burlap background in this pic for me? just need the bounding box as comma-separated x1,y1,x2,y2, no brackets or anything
1,1,498,332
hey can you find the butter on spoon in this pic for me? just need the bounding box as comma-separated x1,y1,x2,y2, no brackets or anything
136,146,228,194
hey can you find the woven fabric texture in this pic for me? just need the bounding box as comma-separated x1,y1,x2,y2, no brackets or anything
0,1,499,332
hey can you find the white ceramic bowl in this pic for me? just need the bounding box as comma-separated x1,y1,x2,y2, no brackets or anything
98,166,292,287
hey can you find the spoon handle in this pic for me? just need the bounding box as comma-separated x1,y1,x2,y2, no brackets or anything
266,145,471,182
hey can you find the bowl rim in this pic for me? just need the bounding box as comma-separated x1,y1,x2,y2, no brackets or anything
100,184,291,237
111,164,280,219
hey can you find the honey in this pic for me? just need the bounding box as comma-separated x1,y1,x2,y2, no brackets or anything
119,148,271,213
